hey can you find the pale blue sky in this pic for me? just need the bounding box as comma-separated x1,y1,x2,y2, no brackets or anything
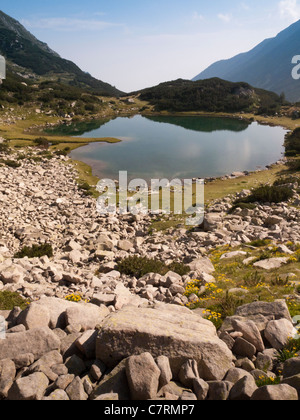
1,0,300,92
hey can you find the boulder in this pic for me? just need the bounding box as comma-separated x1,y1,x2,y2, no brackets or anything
251,384,298,401
283,357,300,379
231,319,265,353
156,355,173,388
126,353,161,400
232,337,257,359
229,376,258,401
66,376,88,401
0,327,60,361
65,303,109,331
192,378,209,401
0,359,16,398
32,297,109,330
17,303,51,330
188,257,215,274
264,319,295,350
220,251,247,260
253,258,288,270
96,304,233,381
178,359,199,389
0,264,25,284
8,372,49,400
235,301,292,323
90,359,131,401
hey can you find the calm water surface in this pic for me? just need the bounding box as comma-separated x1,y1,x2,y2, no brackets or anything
49,115,287,181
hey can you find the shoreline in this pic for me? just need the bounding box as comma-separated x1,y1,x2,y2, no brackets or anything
61,113,289,200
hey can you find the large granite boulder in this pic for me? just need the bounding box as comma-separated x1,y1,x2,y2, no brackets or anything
96,304,233,381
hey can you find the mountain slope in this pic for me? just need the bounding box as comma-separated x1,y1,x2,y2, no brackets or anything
193,20,300,102
0,10,123,96
134,78,282,114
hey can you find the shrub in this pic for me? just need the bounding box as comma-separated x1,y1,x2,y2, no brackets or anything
33,137,50,148
167,262,190,276
14,243,53,259
78,182,93,196
248,239,271,248
0,142,10,153
0,291,28,310
54,149,68,157
2,160,21,168
273,176,299,186
231,185,294,209
248,185,293,203
286,159,300,171
116,256,189,278
116,256,168,278
228,202,256,213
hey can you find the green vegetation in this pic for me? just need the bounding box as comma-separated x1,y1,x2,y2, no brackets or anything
0,159,21,168
116,255,189,278
230,184,294,212
284,127,300,157
0,9,123,97
78,181,94,197
183,241,300,329
0,291,28,310
276,337,300,363
14,243,54,259
136,78,282,114
255,376,281,387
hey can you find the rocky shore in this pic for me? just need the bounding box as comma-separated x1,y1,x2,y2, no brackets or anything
0,148,300,401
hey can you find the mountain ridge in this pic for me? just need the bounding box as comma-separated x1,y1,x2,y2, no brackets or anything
0,10,123,97
193,20,300,102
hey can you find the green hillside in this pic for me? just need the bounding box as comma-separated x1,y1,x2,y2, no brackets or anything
134,78,283,114
0,10,123,97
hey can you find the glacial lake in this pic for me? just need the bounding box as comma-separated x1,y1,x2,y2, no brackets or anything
48,115,287,181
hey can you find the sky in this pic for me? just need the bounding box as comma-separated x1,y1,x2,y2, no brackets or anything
1,0,300,92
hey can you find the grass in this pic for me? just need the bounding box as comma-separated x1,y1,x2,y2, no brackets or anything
184,242,300,328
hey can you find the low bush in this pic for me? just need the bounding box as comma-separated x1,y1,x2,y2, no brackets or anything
78,182,93,197
248,239,271,248
286,159,300,171
0,142,10,153
1,159,21,168
0,291,28,310
248,185,293,203
116,256,189,278
14,243,54,259
230,184,294,212
33,137,50,148
228,202,256,213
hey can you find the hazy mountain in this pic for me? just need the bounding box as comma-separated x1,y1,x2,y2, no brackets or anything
193,20,300,102
0,10,123,96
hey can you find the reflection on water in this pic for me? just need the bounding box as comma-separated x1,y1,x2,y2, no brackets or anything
48,115,286,181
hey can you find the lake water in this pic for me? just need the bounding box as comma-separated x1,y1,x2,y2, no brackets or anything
49,115,287,181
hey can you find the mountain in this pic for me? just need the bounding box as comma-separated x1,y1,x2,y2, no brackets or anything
0,10,123,96
193,20,300,103
134,78,282,114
